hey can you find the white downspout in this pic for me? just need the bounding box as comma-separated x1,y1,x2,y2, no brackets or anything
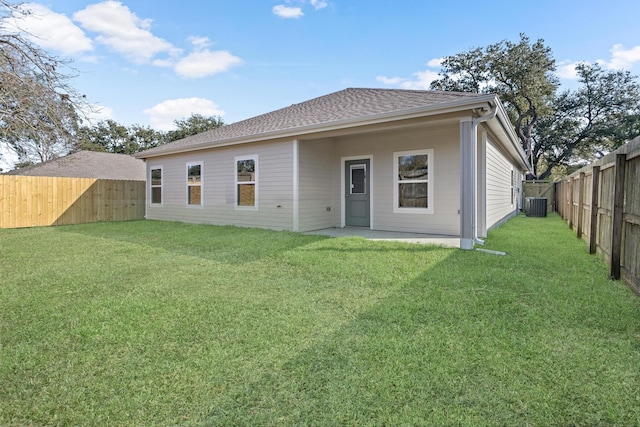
460,103,497,250
472,104,497,245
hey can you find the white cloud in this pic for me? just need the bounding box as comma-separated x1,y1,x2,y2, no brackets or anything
143,98,225,131
151,58,175,68
3,3,93,56
376,76,406,85
377,60,441,90
404,69,440,89
427,57,442,68
172,35,242,78
175,50,243,78
73,0,181,64
188,35,212,50
273,5,304,18
598,44,640,70
556,61,584,80
310,0,328,10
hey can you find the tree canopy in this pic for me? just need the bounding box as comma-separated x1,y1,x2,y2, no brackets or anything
167,114,224,142
76,120,165,155
76,114,225,156
533,63,640,178
430,34,640,178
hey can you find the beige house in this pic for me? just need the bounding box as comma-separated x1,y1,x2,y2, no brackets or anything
135,88,529,249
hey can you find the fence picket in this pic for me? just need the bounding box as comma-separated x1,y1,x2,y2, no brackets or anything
555,137,640,295
0,176,145,228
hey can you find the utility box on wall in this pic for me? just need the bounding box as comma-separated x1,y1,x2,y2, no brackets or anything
524,197,548,217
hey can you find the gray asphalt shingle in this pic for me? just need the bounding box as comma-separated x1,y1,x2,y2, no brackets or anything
138,88,482,157
4,151,146,180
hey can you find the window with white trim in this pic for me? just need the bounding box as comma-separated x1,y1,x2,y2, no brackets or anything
187,162,203,206
150,167,162,205
235,156,257,208
393,149,433,214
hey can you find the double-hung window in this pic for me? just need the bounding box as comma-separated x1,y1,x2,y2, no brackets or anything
235,156,257,209
187,162,203,206
150,167,162,205
393,149,433,214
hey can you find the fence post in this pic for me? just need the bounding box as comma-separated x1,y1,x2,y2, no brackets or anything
589,166,600,254
568,177,574,229
610,154,626,280
560,180,566,219
576,172,585,238
563,180,568,219
554,182,561,216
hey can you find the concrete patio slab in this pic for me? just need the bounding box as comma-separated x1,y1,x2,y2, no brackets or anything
303,227,460,248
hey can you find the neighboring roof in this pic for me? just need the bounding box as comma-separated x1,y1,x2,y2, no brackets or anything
136,88,496,158
4,151,146,180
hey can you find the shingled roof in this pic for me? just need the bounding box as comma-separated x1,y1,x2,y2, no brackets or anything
5,151,146,180
137,88,490,158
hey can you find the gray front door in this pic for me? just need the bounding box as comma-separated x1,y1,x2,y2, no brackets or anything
345,159,370,227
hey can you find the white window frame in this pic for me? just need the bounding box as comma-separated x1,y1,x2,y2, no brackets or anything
349,163,367,195
393,149,434,214
186,162,203,207
150,166,163,206
235,155,258,210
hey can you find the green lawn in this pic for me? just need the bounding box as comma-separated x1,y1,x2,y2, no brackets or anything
1,214,639,426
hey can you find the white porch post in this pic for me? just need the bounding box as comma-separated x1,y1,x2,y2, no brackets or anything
460,118,475,250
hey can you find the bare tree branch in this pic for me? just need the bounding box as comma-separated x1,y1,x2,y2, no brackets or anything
0,0,89,167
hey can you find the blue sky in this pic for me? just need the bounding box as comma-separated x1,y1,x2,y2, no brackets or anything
1,0,639,168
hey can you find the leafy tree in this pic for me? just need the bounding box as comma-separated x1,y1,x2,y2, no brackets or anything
77,120,166,154
430,34,640,178
129,123,167,152
167,114,224,142
533,63,640,179
77,114,225,155
430,34,558,175
0,0,88,165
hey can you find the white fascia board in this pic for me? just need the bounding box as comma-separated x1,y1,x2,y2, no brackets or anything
136,95,500,159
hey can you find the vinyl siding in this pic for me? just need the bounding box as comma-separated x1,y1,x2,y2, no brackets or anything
486,138,516,228
145,140,295,230
331,123,461,235
144,118,521,236
298,138,335,232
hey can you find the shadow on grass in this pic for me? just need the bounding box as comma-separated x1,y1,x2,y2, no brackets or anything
54,220,452,265
13,214,636,425
198,215,640,426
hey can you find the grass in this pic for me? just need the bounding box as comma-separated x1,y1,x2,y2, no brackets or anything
1,213,639,426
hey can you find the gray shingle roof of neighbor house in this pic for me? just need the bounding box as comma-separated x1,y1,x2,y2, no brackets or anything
4,151,146,180
135,88,505,159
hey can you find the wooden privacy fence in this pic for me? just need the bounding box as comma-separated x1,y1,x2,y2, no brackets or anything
522,180,556,212
0,175,145,228
556,137,640,295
